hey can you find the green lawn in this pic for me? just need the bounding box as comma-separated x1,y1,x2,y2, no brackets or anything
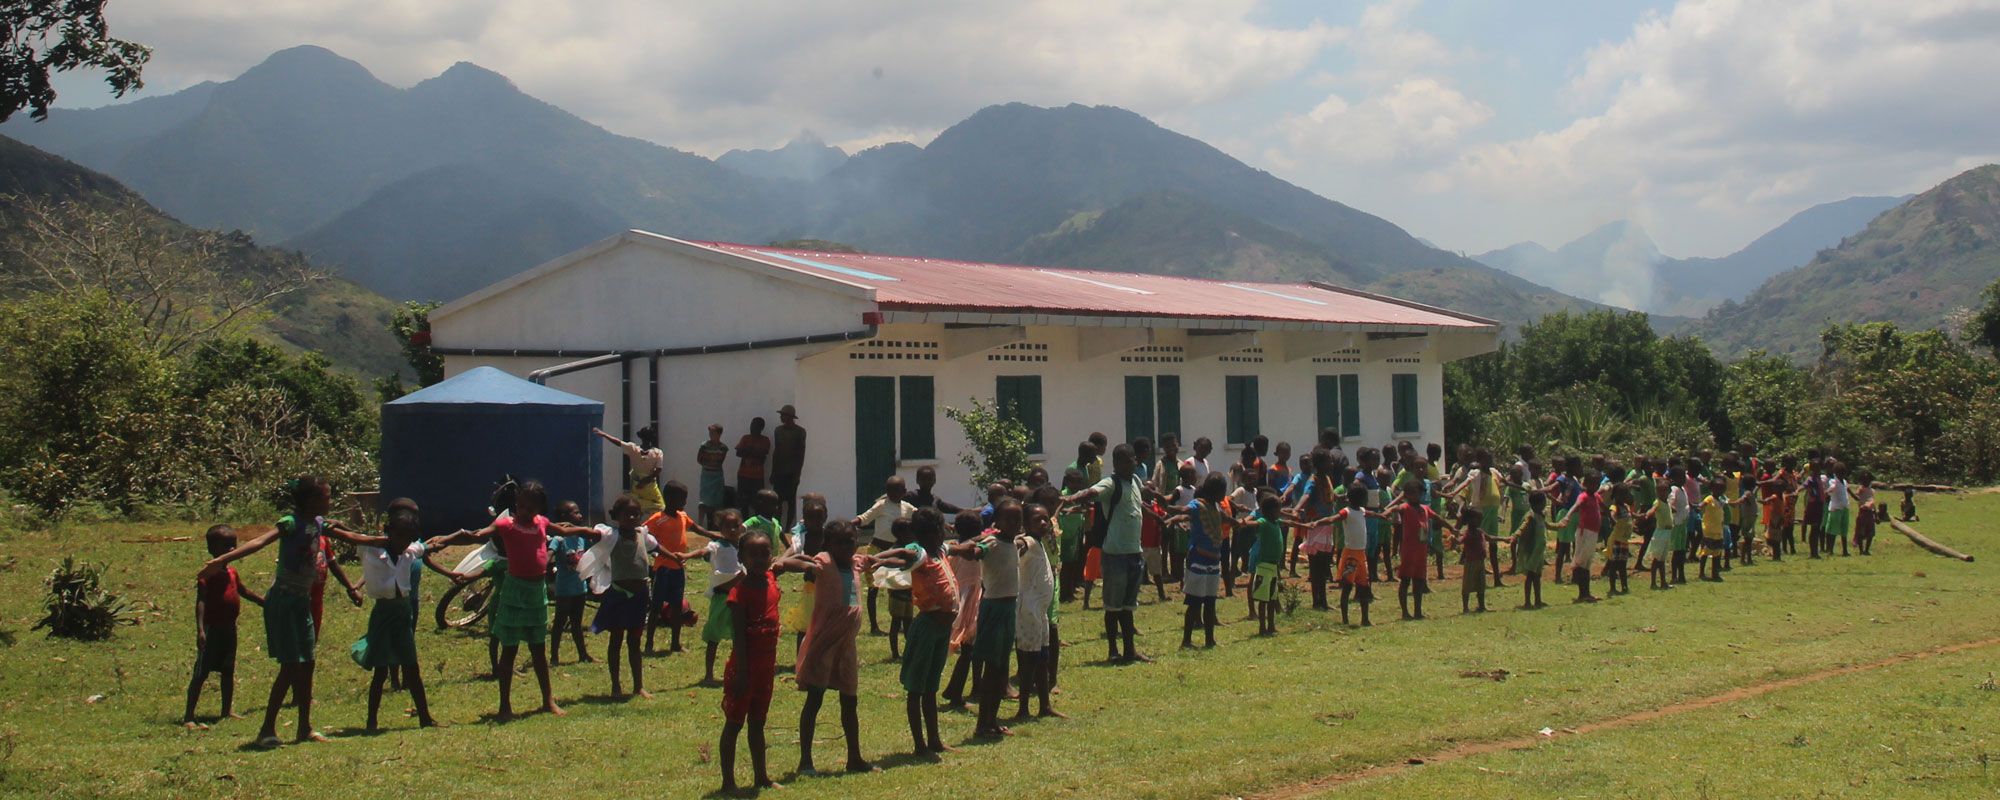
0,493,1994,799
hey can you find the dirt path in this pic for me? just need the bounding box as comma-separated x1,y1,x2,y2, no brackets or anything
1254,635,2000,799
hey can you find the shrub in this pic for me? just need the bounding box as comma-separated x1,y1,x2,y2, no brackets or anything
942,398,1036,492
32,557,135,641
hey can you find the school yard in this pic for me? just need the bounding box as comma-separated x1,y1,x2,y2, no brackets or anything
0,493,1994,799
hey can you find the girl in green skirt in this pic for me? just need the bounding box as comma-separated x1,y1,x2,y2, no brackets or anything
329,498,447,731
453,481,599,721
198,476,337,748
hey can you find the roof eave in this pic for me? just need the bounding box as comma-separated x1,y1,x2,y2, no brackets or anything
877,306,1486,335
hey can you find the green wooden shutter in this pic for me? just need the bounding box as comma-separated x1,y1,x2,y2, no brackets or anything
996,375,1044,454
1315,375,1339,435
1225,375,1259,444
1339,374,1361,439
1243,376,1260,442
1393,373,1418,433
1155,375,1181,443
853,377,898,512
898,376,935,460
1124,376,1155,446
1225,376,1243,445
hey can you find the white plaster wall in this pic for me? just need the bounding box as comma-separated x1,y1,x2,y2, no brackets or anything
793,325,1454,517
446,330,1453,517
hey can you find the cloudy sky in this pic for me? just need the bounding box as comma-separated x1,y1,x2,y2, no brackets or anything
48,0,2000,257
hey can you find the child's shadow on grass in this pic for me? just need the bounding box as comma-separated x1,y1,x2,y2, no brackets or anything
567,693,654,707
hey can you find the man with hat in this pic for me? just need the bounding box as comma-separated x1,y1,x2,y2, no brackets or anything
771,404,808,524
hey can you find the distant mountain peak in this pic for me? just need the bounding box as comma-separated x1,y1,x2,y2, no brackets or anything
422,61,519,93
234,44,381,88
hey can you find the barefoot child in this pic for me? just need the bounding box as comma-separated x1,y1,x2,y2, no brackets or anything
1385,476,1456,620
184,525,265,729
793,520,877,776
873,508,961,756
581,496,663,698
968,499,1025,738
327,499,444,731
1455,505,1488,613
1507,492,1549,607
452,481,587,721
197,476,340,747
546,500,593,666
1604,486,1634,595
644,481,704,654
1171,474,1230,647
1249,491,1287,634
1288,449,1338,611
676,509,745,685
855,475,917,635
1825,461,1852,557
940,512,985,710
1852,472,1879,555
718,529,792,793
1698,479,1727,582
1014,503,1061,721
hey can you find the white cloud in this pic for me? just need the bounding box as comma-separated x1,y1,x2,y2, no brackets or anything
1280,77,1491,164
1267,1,1486,196
106,0,1338,155
1443,0,2000,254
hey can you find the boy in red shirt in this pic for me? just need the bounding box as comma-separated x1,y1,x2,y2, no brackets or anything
1141,497,1168,601
183,525,264,728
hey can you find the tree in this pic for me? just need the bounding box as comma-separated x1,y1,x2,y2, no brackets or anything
1513,310,1671,413
942,398,1035,492
1970,277,2000,360
1723,351,1808,455
1,0,150,122
377,300,443,401
0,195,322,355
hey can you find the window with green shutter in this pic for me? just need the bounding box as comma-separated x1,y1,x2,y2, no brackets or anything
1225,375,1260,444
1155,375,1181,443
995,375,1044,454
1317,374,1363,441
1392,372,1419,434
898,376,935,460
1124,376,1155,446
1315,375,1339,436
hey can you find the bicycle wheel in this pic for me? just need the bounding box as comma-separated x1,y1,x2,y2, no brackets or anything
435,574,494,630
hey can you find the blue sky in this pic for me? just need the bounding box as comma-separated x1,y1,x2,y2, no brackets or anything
36,0,2000,260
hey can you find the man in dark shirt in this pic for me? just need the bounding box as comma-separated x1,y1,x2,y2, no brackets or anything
770,405,807,524
736,417,772,514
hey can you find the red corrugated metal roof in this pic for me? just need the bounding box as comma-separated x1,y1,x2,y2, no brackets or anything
688,241,1495,329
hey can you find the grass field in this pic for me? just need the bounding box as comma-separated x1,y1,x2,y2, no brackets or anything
0,492,1994,799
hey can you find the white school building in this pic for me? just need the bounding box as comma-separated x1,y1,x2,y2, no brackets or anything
428,230,1501,516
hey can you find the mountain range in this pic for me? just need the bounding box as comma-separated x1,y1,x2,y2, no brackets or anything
0,135,405,376
8,45,1995,359
3,45,1593,325
1474,195,1909,316
1688,165,2000,359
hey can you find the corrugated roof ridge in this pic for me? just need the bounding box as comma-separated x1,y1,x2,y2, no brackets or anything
1305,280,1501,327
691,239,1334,293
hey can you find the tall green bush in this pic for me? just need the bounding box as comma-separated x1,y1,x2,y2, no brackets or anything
943,398,1036,492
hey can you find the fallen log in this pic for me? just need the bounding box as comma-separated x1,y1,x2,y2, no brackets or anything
1888,519,1974,562
1883,483,1960,493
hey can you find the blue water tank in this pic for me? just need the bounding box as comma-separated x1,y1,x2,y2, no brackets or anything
380,366,604,534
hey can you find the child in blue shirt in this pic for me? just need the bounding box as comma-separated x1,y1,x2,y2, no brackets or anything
549,501,594,665
1167,474,1231,648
